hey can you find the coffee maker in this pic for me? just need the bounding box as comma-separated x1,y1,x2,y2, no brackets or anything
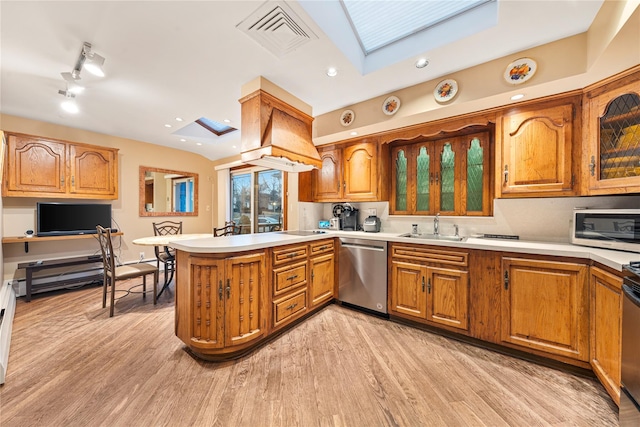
340,206,359,231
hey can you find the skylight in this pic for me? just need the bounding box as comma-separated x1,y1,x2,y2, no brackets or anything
340,0,493,55
195,117,236,136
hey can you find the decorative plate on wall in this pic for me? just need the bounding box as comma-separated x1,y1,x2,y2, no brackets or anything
504,57,537,85
434,79,458,103
382,96,401,115
340,109,355,127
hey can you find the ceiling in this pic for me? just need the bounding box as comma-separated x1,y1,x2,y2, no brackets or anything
0,1,604,161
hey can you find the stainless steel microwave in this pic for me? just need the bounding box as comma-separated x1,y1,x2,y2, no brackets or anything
572,209,640,253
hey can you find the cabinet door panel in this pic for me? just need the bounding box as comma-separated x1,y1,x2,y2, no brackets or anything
343,142,377,200
225,253,265,346
501,103,574,196
190,259,224,349
427,267,469,331
501,258,588,361
69,144,118,197
6,135,67,194
310,253,335,306
313,148,342,201
590,267,622,405
390,260,427,319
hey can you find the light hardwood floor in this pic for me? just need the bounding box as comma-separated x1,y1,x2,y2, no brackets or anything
0,282,618,427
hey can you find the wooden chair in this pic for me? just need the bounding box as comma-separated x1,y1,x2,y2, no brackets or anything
96,226,158,317
214,221,240,237
152,221,182,291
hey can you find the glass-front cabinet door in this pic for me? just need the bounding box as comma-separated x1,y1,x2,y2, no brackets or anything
390,131,491,216
585,77,640,194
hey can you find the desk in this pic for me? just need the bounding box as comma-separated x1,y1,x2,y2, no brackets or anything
133,234,211,297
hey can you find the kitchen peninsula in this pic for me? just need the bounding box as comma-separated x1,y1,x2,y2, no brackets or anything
171,228,636,409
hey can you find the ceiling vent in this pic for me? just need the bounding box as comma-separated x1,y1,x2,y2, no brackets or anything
237,1,318,58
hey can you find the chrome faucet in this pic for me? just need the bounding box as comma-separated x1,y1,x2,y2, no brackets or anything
454,224,459,238
412,224,419,235
434,213,440,236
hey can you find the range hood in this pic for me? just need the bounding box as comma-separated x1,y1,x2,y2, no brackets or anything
240,89,322,172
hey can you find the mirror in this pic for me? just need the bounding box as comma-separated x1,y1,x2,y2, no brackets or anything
139,166,198,217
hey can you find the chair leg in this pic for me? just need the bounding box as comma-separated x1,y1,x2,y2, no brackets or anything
102,275,108,308
153,271,158,305
109,278,116,317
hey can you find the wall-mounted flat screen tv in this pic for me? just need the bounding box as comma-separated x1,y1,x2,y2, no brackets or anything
36,202,112,236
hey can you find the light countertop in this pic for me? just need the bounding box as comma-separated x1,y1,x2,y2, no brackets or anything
169,230,639,272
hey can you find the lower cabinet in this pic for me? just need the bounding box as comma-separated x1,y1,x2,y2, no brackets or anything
590,266,623,406
501,257,589,362
389,244,469,332
310,240,335,307
271,244,309,330
178,252,267,353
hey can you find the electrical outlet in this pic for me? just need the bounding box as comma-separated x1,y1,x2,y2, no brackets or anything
139,252,145,262
368,208,377,216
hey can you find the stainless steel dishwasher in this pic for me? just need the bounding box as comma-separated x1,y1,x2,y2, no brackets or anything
338,237,388,315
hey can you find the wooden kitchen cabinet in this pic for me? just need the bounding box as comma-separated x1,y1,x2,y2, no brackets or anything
182,252,266,352
390,131,492,216
309,239,335,307
3,132,119,199
307,137,388,202
271,244,309,330
496,96,580,197
583,69,640,195
390,243,469,332
590,266,623,406
501,257,589,361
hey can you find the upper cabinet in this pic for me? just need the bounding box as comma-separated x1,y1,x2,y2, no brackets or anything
390,130,492,216
3,133,119,199
307,137,389,202
496,95,580,198
583,70,640,195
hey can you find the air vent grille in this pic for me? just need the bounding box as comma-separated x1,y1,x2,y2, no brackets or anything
237,1,317,57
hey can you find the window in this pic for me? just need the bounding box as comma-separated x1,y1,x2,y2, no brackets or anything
230,168,285,234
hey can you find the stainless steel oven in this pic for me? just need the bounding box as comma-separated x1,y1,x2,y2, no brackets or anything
621,263,640,425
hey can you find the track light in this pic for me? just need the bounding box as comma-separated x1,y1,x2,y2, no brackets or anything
81,42,105,77
58,90,79,114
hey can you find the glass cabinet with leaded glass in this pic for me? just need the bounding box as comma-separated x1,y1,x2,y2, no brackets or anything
584,71,640,195
390,130,492,216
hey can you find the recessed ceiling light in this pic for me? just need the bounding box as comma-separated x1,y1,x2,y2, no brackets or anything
175,117,183,122
326,67,338,77
223,119,231,123
511,94,525,101
196,142,202,146
164,124,172,128
415,58,429,69
232,145,237,149
180,138,186,142
350,131,358,136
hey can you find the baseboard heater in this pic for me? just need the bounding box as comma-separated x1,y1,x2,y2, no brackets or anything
0,281,17,384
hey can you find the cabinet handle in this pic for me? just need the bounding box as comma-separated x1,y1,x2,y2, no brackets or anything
504,270,509,290
287,302,298,310
311,269,315,281
61,176,64,185
343,181,346,191
504,165,509,184
435,172,440,185
287,274,298,281
287,252,298,258
71,176,75,186
337,181,340,193
430,173,434,185
427,278,431,294
226,278,231,298
218,280,223,301
422,276,425,292
589,156,596,177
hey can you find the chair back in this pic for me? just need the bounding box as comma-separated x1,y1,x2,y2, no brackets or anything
214,221,240,237
153,221,183,236
96,226,116,278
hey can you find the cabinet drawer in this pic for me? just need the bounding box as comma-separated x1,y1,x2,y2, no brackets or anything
310,239,334,256
273,261,307,296
273,288,307,327
391,244,468,267
272,244,308,266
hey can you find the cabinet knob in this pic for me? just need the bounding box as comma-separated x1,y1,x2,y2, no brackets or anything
504,165,509,184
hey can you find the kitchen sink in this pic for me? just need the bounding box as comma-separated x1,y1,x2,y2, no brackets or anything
398,233,466,242
277,230,328,236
